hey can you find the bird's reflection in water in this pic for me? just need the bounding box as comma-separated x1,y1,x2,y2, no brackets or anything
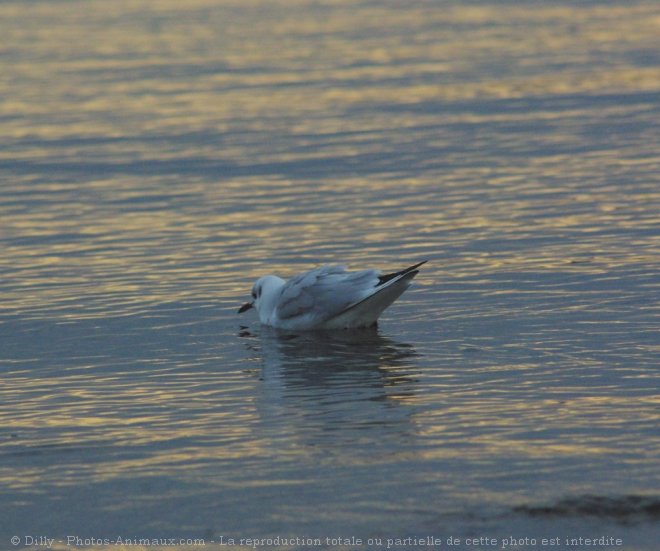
239,326,421,447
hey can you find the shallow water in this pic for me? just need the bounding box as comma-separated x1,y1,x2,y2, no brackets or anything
1,1,659,550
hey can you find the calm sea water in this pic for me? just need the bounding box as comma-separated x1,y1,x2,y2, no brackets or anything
1,1,659,550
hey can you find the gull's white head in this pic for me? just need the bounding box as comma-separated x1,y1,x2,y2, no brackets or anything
238,275,285,322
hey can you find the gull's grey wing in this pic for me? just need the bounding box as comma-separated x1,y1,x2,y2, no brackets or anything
276,265,379,322
324,265,422,328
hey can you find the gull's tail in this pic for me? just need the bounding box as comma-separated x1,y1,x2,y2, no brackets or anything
324,261,427,329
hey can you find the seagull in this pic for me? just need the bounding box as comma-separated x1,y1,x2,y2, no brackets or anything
238,261,426,330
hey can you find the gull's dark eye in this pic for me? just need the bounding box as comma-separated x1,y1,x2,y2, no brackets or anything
251,290,257,299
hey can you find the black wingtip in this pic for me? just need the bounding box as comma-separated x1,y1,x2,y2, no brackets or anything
377,260,428,286
405,260,428,272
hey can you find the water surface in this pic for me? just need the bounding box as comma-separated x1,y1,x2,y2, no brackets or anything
1,1,659,550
